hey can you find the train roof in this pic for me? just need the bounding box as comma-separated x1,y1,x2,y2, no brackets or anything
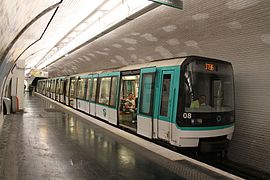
44,56,230,79
62,57,186,78
98,55,230,73
116,57,186,72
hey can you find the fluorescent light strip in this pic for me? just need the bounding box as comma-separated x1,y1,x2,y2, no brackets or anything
37,0,154,69
31,0,107,69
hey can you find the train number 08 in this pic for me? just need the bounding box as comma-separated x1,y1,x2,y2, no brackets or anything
183,113,192,119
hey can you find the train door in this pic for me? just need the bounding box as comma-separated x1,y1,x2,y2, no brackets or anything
47,80,51,97
65,78,70,105
69,77,77,108
49,80,52,98
52,79,56,100
137,67,156,138
76,77,88,112
118,70,140,131
90,75,98,116
86,75,92,114
55,79,59,101
60,79,65,103
157,67,178,142
107,74,120,125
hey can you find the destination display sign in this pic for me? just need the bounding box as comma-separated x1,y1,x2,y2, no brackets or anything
205,63,216,71
31,70,48,77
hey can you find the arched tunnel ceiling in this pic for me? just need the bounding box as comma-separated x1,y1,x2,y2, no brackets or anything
46,0,270,77
1,0,270,77
0,0,60,58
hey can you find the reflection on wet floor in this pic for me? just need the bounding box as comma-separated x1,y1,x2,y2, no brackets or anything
2,94,183,180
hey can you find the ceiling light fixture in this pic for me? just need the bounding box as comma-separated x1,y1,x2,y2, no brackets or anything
37,0,155,70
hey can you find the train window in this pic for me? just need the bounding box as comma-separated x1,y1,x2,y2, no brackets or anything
48,80,52,92
139,73,154,115
41,82,43,92
98,77,111,105
77,79,87,100
55,80,60,94
109,77,118,107
86,79,91,101
55,80,57,93
50,80,52,90
160,74,171,117
54,80,56,93
46,81,49,91
91,78,97,102
70,79,76,98
183,61,234,113
77,79,82,98
50,80,54,93
120,75,140,99
49,80,52,91
44,82,46,91
65,79,70,97
60,80,64,95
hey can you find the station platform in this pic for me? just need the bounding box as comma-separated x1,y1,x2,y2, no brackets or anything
0,93,242,180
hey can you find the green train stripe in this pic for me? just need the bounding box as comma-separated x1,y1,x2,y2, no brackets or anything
178,124,234,131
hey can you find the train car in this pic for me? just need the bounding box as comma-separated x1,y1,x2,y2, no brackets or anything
38,56,234,153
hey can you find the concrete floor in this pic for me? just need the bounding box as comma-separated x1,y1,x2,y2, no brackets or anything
0,94,232,180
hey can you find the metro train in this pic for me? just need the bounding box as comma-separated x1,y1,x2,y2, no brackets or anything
36,56,235,153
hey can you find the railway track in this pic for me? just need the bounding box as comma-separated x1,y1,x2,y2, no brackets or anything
189,152,270,180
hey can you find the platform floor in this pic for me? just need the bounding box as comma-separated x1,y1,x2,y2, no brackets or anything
0,94,237,180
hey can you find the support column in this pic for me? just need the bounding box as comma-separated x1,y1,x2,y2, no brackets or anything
11,60,25,110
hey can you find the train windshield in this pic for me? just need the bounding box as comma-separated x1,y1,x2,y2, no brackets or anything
184,61,234,112
178,58,234,127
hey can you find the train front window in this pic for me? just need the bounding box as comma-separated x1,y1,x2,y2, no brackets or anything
178,59,235,127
